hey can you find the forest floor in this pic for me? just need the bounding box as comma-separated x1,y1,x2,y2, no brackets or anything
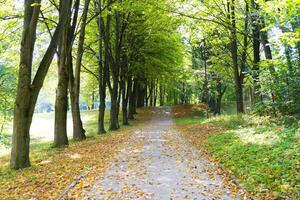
0,105,299,199
0,108,153,199
65,107,243,199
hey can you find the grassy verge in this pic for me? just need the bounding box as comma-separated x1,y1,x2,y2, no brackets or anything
0,108,152,199
175,117,206,124
173,105,300,199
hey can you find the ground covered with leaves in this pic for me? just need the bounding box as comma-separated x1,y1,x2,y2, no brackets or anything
64,107,240,199
0,108,153,199
172,105,300,199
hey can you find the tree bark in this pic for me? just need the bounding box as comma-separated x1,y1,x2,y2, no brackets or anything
108,0,120,130
11,0,68,169
121,61,129,125
128,75,135,120
159,84,164,106
95,0,107,134
54,0,73,147
10,0,41,169
153,80,158,107
229,0,244,113
251,0,261,103
70,0,90,141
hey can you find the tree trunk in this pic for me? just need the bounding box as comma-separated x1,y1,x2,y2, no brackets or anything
11,0,68,169
137,78,145,108
159,84,164,106
54,56,70,147
128,76,135,120
10,0,41,170
133,78,138,114
109,2,120,131
229,0,244,113
121,62,129,125
154,80,158,107
95,0,107,134
70,0,90,141
150,80,154,106
251,0,261,103
54,0,73,147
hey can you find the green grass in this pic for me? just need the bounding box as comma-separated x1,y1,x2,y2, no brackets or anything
174,108,300,198
175,117,206,124
206,114,250,129
0,109,134,179
0,110,119,154
174,113,248,128
0,109,128,158
203,115,300,198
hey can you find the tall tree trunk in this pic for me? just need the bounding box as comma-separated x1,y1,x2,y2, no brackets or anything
11,0,68,169
121,61,129,125
154,80,158,107
150,80,154,106
229,0,244,113
95,0,107,134
54,0,74,147
240,0,249,108
11,0,41,169
137,78,145,108
159,84,164,106
145,80,149,106
251,0,261,103
70,0,90,141
133,77,138,114
54,45,70,147
109,2,120,130
128,76,135,120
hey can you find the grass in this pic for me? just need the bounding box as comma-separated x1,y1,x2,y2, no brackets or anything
175,116,206,124
0,109,123,155
0,108,152,199
204,126,300,198
173,105,300,199
0,109,130,177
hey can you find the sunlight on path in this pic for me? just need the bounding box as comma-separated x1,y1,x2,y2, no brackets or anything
84,108,238,199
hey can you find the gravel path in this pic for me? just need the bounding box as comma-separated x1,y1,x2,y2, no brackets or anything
84,108,239,199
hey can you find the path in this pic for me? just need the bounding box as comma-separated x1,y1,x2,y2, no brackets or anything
84,108,238,199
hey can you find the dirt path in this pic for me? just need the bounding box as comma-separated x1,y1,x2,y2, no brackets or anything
83,108,239,199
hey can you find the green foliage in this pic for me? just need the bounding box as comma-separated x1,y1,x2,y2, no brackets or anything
0,64,16,136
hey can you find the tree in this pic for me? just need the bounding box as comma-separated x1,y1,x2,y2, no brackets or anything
11,0,70,169
54,0,75,147
70,0,91,141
